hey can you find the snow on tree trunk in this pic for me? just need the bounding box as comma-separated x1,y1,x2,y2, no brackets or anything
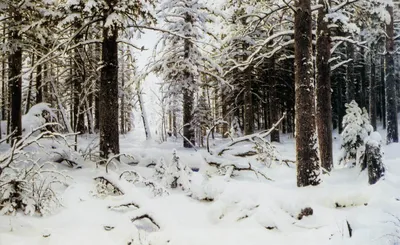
385,5,398,144
294,0,320,187
362,132,385,185
99,21,120,159
316,0,332,172
138,90,152,140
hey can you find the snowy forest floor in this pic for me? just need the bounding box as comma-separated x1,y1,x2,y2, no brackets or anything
1,128,400,245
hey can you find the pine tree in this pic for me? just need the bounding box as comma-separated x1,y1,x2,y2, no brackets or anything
385,3,398,144
339,101,373,166
154,0,214,148
295,0,320,187
316,0,333,171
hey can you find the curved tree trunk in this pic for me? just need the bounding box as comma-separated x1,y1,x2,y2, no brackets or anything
295,0,320,187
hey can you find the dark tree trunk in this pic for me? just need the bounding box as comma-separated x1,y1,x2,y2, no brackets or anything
94,44,100,132
360,42,367,109
9,11,22,139
35,56,42,104
295,0,320,187
182,13,195,148
73,25,86,134
385,5,398,144
1,27,6,123
369,45,377,130
362,141,385,185
381,55,386,129
316,0,332,172
270,55,280,142
221,88,228,138
99,22,120,158
183,86,195,147
120,57,125,134
346,42,355,103
25,54,34,113
243,74,254,135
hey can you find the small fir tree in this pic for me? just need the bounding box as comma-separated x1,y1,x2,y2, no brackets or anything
339,100,373,166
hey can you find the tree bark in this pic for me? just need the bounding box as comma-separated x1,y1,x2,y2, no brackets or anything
182,13,195,148
269,55,280,142
99,19,120,158
346,42,355,103
243,73,254,135
380,54,386,129
385,5,398,144
220,88,228,138
316,0,332,172
369,45,377,130
1,26,6,124
35,56,42,104
120,53,125,134
9,10,22,139
25,54,34,113
73,23,86,134
294,0,320,187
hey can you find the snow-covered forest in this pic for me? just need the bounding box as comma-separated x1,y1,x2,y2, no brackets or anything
1,0,400,244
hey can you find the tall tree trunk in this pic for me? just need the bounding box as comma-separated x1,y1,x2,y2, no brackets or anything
99,21,120,158
9,11,22,139
25,54,34,113
120,54,125,134
243,73,254,135
295,0,320,187
381,54,386,129
360,40,367,109
1,26,6,123
220,88,228,137
370,45,377,130
94,43,101,132
73,25,86,134
346,42,355,103
316,0,332,172
270,55,280,142
385,5,398,144
35,58,42,104
183,87,195,147
182,13,195,148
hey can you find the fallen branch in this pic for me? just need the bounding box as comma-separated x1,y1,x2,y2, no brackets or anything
217,113,286,156
109,202,140,211
206,120,228,154
208,162,274,181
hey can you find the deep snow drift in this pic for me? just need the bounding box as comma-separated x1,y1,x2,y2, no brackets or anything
0,129,400,245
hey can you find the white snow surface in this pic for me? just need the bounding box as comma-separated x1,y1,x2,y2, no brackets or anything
1,129,400,245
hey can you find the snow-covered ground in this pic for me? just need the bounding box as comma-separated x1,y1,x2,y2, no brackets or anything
1,129,400,245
